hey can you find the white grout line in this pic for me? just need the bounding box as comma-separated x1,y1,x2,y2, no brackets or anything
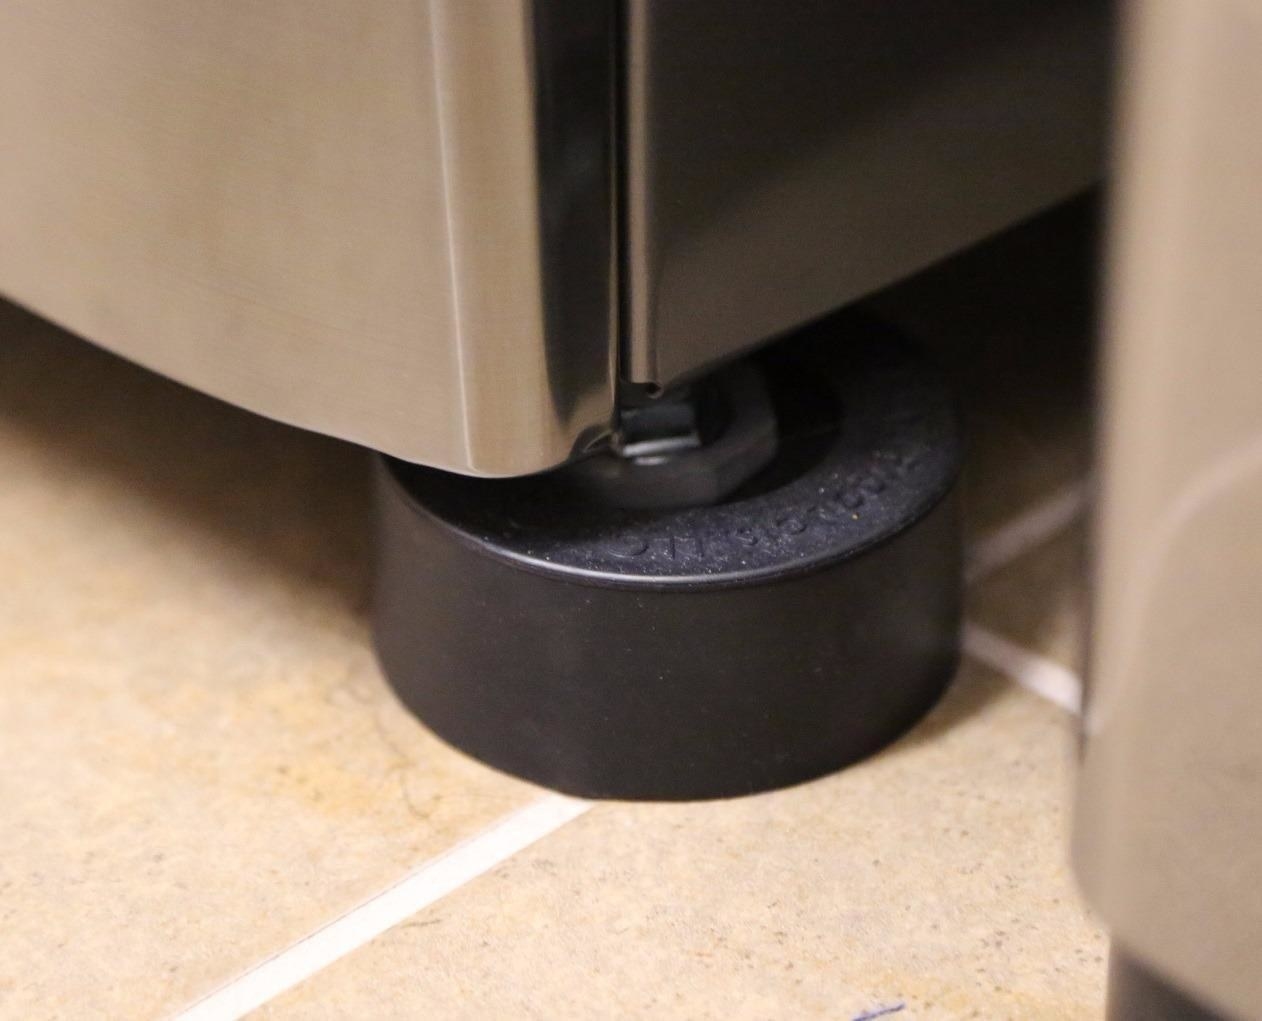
964,482,1087,583
961,622,1083,715
173,794,592,1021
960,480,1088,715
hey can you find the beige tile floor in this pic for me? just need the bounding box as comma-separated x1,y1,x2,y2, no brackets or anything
0,202,1102,1019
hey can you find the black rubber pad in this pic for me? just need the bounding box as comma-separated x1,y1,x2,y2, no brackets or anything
373,313,963,800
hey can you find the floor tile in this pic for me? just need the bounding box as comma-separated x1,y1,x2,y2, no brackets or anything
0,304,539,1019
263,663,1105,1021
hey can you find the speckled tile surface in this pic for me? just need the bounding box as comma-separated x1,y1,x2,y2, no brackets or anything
0,200,1102,1020
0,303,539,1019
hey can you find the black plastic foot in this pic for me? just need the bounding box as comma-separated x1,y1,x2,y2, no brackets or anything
372,314,962,800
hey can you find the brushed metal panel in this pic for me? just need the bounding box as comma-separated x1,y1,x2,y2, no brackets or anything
624,0,1111,386
1075,2,1262,1017
0,0,615,476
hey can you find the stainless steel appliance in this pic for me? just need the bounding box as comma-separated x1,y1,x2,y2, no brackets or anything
0,0,1108,477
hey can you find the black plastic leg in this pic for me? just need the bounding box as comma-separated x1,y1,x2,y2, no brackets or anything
371,313,963,800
